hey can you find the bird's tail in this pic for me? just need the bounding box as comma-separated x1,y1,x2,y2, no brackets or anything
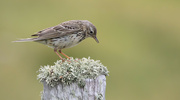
13,38,38,42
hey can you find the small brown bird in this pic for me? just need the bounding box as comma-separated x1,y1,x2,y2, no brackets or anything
14,20,99,60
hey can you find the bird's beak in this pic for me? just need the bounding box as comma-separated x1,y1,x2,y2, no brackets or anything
93,36,99,43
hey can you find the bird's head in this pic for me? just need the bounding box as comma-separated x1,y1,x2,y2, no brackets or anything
82,20,99,43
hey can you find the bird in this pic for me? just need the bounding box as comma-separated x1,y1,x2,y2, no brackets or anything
14,20,99,60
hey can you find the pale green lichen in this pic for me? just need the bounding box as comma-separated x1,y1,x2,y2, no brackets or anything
96,93,103,100
37,57,109,87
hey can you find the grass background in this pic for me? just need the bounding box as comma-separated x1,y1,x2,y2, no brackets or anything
0,0,180,100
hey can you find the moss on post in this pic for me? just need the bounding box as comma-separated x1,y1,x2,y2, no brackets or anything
37,57,109,100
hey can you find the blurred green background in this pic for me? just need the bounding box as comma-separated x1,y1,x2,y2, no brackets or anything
1,0,180,100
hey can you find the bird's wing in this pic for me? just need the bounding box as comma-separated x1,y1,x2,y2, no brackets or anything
32,22,82,40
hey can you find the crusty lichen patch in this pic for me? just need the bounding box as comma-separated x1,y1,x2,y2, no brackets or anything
37,57,109,87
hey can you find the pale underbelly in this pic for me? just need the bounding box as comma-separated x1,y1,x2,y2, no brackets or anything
37,34,85,49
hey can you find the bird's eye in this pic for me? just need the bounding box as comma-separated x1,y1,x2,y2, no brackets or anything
90,31,93,34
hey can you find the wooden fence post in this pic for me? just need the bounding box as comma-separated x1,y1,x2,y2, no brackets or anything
38,57,109,100
42,75,106,100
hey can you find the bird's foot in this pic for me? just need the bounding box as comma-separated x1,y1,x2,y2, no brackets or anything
61,58,66,62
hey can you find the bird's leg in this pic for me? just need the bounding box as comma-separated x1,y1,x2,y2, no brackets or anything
54,49,63,60
59,50,78,62
59,50,70,59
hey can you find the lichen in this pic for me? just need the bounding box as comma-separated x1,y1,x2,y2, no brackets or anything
96,93,103,100
37,57,109,87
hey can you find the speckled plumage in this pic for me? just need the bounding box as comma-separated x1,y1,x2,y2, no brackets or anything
38,32,85,49
14,20,99,60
